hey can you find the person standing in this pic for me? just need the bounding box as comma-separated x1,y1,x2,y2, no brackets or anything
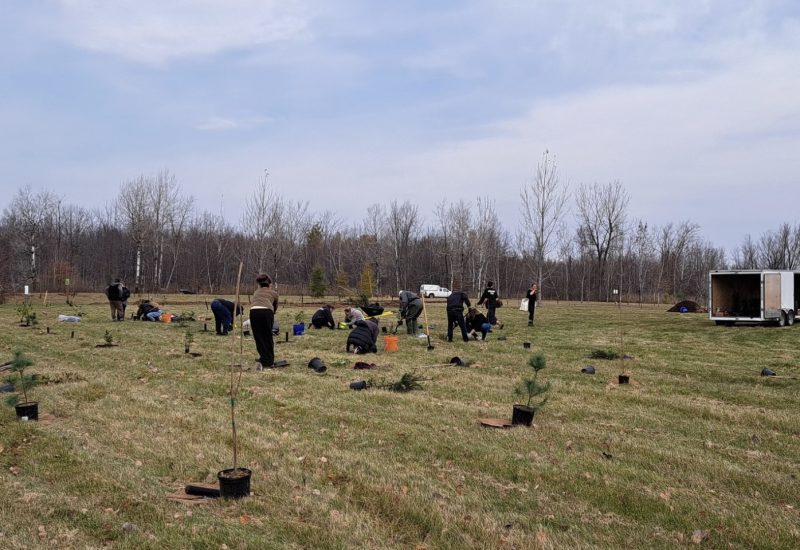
105,278,129,321
398,290,423,334
526,283,538,326
250,273,279,369
446,285,471,342
210,298,242,335
477,281,501,327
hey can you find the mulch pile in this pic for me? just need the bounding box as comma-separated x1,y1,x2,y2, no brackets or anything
667,300,707,313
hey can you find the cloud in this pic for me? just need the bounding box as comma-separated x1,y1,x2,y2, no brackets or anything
194,115,271,131
51,0,314,65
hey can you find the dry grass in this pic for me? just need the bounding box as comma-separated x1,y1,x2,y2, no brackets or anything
1,294,799,549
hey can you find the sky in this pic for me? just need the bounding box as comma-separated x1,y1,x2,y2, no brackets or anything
1,1,799,252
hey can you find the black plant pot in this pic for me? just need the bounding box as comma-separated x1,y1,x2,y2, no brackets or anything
15,401,38,421
523,342,531,349
217,468,252,499
308,357,327,373
381,326,388,333
512,404,535,426
350,380,368,390
618,374,630,384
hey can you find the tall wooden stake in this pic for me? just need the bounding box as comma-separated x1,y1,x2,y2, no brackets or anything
229,261,244,472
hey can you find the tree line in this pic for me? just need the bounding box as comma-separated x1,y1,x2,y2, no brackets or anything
2,159,799,305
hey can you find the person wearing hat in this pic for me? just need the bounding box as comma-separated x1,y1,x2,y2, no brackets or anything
398,290,423,334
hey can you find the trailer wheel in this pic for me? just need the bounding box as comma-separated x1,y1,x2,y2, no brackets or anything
778,312,787,327
788,312,795,326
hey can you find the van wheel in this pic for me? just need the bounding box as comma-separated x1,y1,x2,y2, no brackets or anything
778,312,786,327
427,294,434,299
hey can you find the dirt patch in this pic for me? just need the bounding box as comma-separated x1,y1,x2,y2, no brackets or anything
667,300,707,313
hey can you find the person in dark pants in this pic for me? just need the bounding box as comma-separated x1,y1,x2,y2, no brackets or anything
398,290,423,334
466,307,490,340
210,298,242,335
446,287,471,342
346,319,379,353
477,281,501,327
526,283,538,326
250,274,279,369
311,305,336,329
105,279,130,321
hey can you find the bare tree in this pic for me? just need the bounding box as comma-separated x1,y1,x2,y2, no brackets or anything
3,186,61,288
243,173,276,273
520,150,570,297
117,176,151,291
575,181,629,300
387,200,419,291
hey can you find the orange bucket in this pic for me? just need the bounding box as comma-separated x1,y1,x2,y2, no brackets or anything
383,335,399,352
160,312,172,323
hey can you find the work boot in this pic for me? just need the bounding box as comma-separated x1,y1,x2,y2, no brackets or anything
528,321,533,327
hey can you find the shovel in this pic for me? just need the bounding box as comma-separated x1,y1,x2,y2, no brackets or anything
420,293,435,351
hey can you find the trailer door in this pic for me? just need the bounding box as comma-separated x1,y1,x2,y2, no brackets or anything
764,273,781,319
780,272,793,310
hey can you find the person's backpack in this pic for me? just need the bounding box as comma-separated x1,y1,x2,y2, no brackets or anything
107,284,121,300
121,286,131,301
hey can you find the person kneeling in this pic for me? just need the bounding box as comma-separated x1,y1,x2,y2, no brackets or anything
311,305,336,329
346,319,379,354
466,307,490,340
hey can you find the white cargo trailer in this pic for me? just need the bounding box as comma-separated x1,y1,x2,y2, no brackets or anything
708,270,800,326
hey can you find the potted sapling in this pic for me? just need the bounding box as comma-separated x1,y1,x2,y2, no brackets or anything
292,311,306,336
217,262,252,498
6,351,40,421
512,353,551,426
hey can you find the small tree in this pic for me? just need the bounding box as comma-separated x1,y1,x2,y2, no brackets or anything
359,263,375,300
309,265,327,298
16,303,38,327
515,353,551,410
335,270,349,299
103,330,114,346
184,330,194,353
5,351,39,407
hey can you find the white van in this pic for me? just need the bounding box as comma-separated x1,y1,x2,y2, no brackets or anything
420,284,452,298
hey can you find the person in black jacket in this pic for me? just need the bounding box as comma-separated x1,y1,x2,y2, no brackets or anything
346,319,379,353
526,283,538,326
210,298,243,335
446,287,470,342
466,307,490,340
477,281,501,326
311,305,336,329
105,279,130,321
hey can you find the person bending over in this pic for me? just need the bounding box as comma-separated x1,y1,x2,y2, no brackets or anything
311,304,336,329
346,319,379,354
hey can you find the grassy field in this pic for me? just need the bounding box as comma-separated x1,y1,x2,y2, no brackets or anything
1,294,799,549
